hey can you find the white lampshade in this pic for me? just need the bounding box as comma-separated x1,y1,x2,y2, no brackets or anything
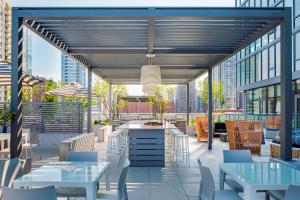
140,65,161,85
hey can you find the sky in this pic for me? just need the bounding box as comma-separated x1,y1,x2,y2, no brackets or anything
30,0,235,82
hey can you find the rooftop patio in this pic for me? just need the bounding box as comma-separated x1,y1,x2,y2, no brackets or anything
3,4,298,200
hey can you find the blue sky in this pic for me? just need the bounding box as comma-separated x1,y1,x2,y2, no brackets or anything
31,0,235,81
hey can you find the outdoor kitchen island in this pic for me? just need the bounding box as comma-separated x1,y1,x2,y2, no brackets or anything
120,122,175,167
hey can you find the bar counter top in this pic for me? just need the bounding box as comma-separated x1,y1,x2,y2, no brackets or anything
119,121,176,130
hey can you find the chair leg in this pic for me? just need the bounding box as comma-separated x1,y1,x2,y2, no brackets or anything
265,192,270,200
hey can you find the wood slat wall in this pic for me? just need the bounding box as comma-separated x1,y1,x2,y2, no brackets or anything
0,102,84,133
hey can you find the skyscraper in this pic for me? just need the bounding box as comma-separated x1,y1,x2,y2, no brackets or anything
23,28,32,75
61,53,86,87
0,0,11,63
175,81,199,113
212,56,236,109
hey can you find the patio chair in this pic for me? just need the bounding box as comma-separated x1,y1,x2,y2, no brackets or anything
97,159,130,200
0,158,22,198
67,151,98,162
56,151,98,199
265,158,300,200
225,120,237,150
2,186,56,200
22,130,42,160
223,150,253,194
284,185,300,200
198,165,242,200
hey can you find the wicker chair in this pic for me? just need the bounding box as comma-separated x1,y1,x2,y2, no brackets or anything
196,116,213,142
225,120,238,150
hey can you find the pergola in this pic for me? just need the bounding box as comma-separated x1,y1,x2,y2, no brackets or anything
10,6,293,160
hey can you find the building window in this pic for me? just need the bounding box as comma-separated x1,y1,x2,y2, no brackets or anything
241,61,245,85
256,52,262,81
275,42,280,76
237,63,241,86
296,32,300,70
295,0,300,18
269,46,275,78
250,56,255,83
262,49,269,80
245,58,250,84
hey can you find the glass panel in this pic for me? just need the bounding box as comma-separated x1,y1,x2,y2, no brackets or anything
245,58,250,84
295,0,300,17
276,42,280,76
296,60,300,71
262,49,269,80
268,32,275,43
295,32,300,60
262,34,268,46
241,61,245,85
237,63,241,86
261,0,268,7
269,46,275,78
250,56,255,83
256,52,262,81
255,0,261,7
250,43,256,53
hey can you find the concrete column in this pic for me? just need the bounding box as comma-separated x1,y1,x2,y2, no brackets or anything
280,9,293,161
208,69,213,150
87,68,92,133
10,14,23,158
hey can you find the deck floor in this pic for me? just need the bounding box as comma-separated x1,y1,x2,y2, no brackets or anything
32,137,273,200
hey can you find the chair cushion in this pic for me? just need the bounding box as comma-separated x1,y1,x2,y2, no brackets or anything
215,190,242,200
266,128,279,131
225,178,244,193
267,190,286,200
55,187,86,197
292,135,300,147
272,136,281,144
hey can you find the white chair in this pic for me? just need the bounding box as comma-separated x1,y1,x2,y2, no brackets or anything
199,165,242,200
3,186,57,200
22,130,41,160
97,159,130,200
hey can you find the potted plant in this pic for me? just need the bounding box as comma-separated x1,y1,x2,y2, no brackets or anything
0,108,15,133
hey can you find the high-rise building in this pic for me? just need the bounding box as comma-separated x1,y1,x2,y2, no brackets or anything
175,82,199,113
234,0,296,115
61,53,86,86
212,57,236,109
23,28,32,75
0,0,11,63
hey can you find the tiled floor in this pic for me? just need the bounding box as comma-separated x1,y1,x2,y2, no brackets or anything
32,136,273,200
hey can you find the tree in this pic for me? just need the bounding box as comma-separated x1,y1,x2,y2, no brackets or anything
147,85,176,123
93,78,127,120
198,80,224,112
43,80,59,102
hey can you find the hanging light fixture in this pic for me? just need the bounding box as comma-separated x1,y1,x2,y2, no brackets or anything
140,54,161,96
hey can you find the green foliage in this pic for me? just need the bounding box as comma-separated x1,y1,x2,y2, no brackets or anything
189,118,196,125
43,80,59,102
0,108,14,126
198,79,225,111
147,85,176,122
93,78,127,119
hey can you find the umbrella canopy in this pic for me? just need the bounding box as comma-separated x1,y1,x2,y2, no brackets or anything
0,64,44,87
45,83,98,98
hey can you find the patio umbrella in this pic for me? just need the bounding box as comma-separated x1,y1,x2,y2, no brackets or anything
0,64,44,87
45,83,98,98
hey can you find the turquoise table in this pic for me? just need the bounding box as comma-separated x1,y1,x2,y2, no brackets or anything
220,162,300,200
14,162,110,200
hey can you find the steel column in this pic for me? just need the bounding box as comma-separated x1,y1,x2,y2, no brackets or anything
280,9,293,161
208,69,213,150
186,83,190,125
87,68,92,133
109,83,112,123
10,14,23,158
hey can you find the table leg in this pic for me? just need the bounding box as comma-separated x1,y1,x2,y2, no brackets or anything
244,185,256,200
86,183,97,200
105,165,111,191
219,169,225,190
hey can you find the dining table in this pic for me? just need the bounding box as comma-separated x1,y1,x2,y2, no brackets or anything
219,162,300,200
14,161,111,200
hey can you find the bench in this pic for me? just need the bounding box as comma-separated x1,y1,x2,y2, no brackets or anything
59,132,95,161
